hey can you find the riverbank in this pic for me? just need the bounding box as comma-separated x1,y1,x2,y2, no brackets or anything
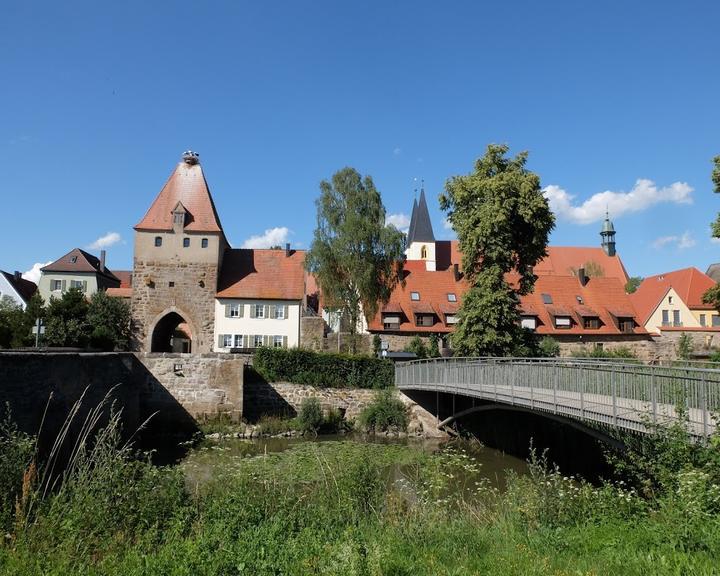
1,418,719,575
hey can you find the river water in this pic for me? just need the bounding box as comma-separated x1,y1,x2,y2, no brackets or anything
180,434,529,490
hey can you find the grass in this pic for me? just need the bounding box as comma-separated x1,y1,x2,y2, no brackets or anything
1,403,720,574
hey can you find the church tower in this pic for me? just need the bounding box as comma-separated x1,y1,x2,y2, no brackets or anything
600,211,616,257
132,151,228,353
405,187,437,271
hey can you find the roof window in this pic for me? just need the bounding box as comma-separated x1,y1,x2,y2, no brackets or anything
541,293,553,304
447,293,457,302
410,291,420,301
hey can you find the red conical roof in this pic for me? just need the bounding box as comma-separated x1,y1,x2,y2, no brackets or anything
135,153,224,233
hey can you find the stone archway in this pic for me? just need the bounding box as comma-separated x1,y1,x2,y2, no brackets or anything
148,308,197,353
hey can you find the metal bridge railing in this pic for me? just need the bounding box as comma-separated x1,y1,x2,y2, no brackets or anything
395,357,720,437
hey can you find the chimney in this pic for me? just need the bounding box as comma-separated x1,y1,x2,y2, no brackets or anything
285,243,291,257
100,250,106,273
578,266,588,286
14,271,21,281
453,263,461,282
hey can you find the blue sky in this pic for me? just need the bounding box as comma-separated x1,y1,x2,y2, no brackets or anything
2,1,719,282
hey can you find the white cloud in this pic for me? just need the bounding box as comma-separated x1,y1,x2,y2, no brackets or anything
393,147,402,156
22,262,51,284
87,231,123,250
241,227,291,249
386,213,411,233
543,179,693,225
652,231,696,250
443,218,453,231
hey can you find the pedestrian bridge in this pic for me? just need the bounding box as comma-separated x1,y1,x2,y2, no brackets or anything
395,358,719,439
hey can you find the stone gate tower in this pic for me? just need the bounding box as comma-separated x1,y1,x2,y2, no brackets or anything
131,151,228,353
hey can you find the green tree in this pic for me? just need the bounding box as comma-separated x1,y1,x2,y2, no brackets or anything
0,297,25,348
440,144,555,356
625,276,643,294
404,335,428,359
87,291,131,351
703,156,720,310
305,167,406,353
676,333,694,361
44,288,91,348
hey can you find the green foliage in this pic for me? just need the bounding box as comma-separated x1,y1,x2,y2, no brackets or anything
404,335,428,359
570,345,638,359
538,336,560,357
440,144,555,356
372,334,382,357
710,350,720,363
0,409,34,533
358,389,409,432
676,333,694,360
428,333,441,358
0,296,27,348
305,167,406,352
253,346,394,389
297,397,323,434
625,276,643,294
87,290,131,351
702,283,720,313
710,156,720,238
44,288,91,347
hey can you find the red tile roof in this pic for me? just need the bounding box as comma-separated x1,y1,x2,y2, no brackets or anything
106,287,132,299
534,246,629,283
135,159,224,233
217,249,306,300
113,270,132,288
41,248,120,283
630,267,717,325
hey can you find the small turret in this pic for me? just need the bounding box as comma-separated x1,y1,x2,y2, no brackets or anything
600,211,616,256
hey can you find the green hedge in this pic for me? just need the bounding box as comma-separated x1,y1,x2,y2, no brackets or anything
253,347,394,389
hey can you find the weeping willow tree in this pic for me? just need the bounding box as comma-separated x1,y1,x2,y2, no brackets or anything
305,167,405,353
440,144,555,356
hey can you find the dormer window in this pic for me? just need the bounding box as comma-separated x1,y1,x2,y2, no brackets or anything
583,317,600,329
521,316,537,330
554,316,572,329
410,292,420,301
173,212,184,225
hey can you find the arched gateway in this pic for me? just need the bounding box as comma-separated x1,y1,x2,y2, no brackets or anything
150,311,193,353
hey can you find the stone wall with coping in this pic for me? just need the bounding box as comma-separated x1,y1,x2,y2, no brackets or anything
137,353,245,421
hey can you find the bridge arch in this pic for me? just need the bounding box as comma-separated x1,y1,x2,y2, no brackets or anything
148,307,197,353
439,403,624,449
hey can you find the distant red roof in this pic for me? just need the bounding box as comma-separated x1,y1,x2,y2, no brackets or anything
135,157,224,233
41,248,120,283
630,267,717,325
106,287,132,299
113,270,132,288
217,249,306,300
534,246,629,283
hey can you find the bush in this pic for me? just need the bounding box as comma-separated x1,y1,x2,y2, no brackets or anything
359,389,409,433
404,336,428,359
253,347,394,389
297,398,323,434
676,333,694,360
538,336,560,357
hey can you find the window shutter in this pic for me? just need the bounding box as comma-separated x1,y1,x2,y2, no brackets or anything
217,334,223,348
239,304,244,318
250,305,256,318
283,335,288,348
61,280,66,292
264,305,270,319
82,280,87,292
284,305,289,319
263,335,269,347
271,305,278,319
225,304,230,318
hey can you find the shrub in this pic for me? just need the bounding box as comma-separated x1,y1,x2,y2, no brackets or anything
538,336,560,357
0,411,34,533
359,390,409,433
253,347,394,389
428,334,441,358
297,398,323,434
676,333,694,360
404,335,428,359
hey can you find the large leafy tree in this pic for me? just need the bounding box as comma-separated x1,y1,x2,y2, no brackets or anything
87,290,132,351
439,144,555,356
305,167,406,353
703,156,720,311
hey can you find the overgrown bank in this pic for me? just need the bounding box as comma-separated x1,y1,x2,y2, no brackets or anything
1,411,720,574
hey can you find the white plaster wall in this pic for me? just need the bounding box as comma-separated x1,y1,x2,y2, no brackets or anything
38,272,99,304
645,287,699,333
214,298,301,351
0,275,26,309
405,241,436,271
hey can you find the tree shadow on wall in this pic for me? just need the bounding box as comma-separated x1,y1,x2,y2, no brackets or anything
242,366,296,423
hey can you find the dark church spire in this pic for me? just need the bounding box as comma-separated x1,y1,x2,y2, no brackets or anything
407,186,435,244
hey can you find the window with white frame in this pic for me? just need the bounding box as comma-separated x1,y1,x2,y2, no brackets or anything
51,280,62,291
445,314,458,325
234,335,243,348
447,293,457,302
520,316,536,330
255,304,265,318
410,291,420,301
275,305,285,319
554,316,572,328
70,280,85,290
273,335,284,348
222,334,233,348
254,335,264,347
229,303,240,317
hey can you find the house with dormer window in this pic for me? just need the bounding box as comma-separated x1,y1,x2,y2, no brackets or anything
37,248,121,303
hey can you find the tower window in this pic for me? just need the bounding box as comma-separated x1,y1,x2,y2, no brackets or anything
183,238,190,248
201,238,209,248
169,281,175,288
421,245,428,259
154,237,162,247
